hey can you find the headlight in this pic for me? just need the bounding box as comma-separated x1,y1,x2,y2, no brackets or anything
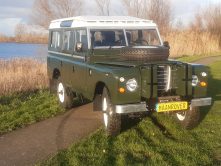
192,75,199,86
201,72,207,77
126,78,138,92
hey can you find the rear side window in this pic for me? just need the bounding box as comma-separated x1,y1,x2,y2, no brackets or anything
50,31,61,49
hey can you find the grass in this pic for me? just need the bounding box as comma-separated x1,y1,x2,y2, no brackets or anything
175,54,221,63
40,60,221,166
0,90,64,134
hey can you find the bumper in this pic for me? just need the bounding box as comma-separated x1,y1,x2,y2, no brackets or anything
115,102,147,114
191,97,212,107
115,97,212,114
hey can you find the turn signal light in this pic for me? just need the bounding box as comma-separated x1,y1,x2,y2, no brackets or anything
200,81,207,87
119,88,125,93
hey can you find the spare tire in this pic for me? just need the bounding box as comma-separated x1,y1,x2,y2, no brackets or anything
121,46,169,61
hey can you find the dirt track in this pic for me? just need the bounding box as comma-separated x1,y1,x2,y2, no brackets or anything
0,56,220,166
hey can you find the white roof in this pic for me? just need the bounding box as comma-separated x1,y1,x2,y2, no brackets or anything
49,16,157,29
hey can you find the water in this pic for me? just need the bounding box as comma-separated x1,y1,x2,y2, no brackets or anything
0,43,48,60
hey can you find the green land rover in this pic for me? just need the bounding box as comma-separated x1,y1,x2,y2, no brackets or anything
47,16,212,136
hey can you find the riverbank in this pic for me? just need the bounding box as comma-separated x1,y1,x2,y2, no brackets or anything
0,33,48,44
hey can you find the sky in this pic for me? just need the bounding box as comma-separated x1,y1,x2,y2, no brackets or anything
0,0,220,36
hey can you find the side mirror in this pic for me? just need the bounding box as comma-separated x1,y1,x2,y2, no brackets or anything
163,41,170,49
76,42,83,52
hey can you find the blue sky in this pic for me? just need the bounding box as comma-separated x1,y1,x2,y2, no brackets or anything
0,0,220,36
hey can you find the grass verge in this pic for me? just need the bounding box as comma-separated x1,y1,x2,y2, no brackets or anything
40,61,221,166
0,90,64,134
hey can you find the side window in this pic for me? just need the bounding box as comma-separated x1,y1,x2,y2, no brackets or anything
51,31,56,48
50,31,61,49
56,32,61,48
76,29,88,51
62,31,71,53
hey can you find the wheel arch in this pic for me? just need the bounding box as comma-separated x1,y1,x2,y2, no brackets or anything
52,68,61,80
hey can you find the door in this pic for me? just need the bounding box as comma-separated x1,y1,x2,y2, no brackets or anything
70,29,88,94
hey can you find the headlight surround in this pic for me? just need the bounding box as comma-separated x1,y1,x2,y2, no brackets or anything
192,75,199,86
126,78,138,92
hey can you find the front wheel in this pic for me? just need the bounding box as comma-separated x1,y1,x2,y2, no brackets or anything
57,80,73,109
175,106,200,129
102,87,121,136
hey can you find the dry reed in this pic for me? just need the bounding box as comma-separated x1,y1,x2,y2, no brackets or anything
164,30,221,57
0,59,48,96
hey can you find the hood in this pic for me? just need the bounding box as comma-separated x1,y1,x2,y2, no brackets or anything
90,46,181,67
90,46,172,67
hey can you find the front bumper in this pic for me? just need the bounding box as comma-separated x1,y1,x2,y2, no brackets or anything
191,97,212,107
115,97,212,114
115,102,147,114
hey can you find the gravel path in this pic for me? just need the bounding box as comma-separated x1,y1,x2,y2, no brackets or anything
0,55,220,166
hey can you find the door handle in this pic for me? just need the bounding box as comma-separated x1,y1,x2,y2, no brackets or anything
89,69,92,76
72,65,75,72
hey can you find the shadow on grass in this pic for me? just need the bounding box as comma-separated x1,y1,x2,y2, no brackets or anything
121,115,144,133
149,114,177,141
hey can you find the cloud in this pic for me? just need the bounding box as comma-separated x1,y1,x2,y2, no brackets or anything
0,7,31,21
0,18,22,36
0,0,34,8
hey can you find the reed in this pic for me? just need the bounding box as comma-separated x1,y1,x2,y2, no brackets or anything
0,59,48,96
164,30,221,57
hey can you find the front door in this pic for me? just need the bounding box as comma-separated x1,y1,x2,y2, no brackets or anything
70,29,88,94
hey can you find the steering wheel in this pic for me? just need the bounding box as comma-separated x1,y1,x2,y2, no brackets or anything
135,39,149,44
115,40,123,46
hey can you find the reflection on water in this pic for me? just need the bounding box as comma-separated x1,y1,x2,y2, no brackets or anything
0,43,48,61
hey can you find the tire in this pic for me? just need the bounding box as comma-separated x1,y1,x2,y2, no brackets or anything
93,94,102,111
102,87,121,136
49,78,58,94
175,106,200,129
57,79,73,109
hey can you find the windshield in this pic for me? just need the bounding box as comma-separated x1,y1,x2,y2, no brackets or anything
90,29,161,49
90,30,126,48
126,29,161,46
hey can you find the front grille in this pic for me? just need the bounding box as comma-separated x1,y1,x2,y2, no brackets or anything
157,65,171,96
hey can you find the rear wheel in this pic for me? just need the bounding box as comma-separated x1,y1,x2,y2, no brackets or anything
175,106,200,129
102,87,121,136
57,80,73,109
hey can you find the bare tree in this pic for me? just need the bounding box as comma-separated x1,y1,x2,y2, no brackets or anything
95,0,111,16
204,4,221,37
31,0,82,28
122,0,147,17
191,3,221,47
15,23,26,42
122,0,172,34
147,0,172,33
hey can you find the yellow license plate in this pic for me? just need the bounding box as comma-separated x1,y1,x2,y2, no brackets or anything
156,102,188,112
